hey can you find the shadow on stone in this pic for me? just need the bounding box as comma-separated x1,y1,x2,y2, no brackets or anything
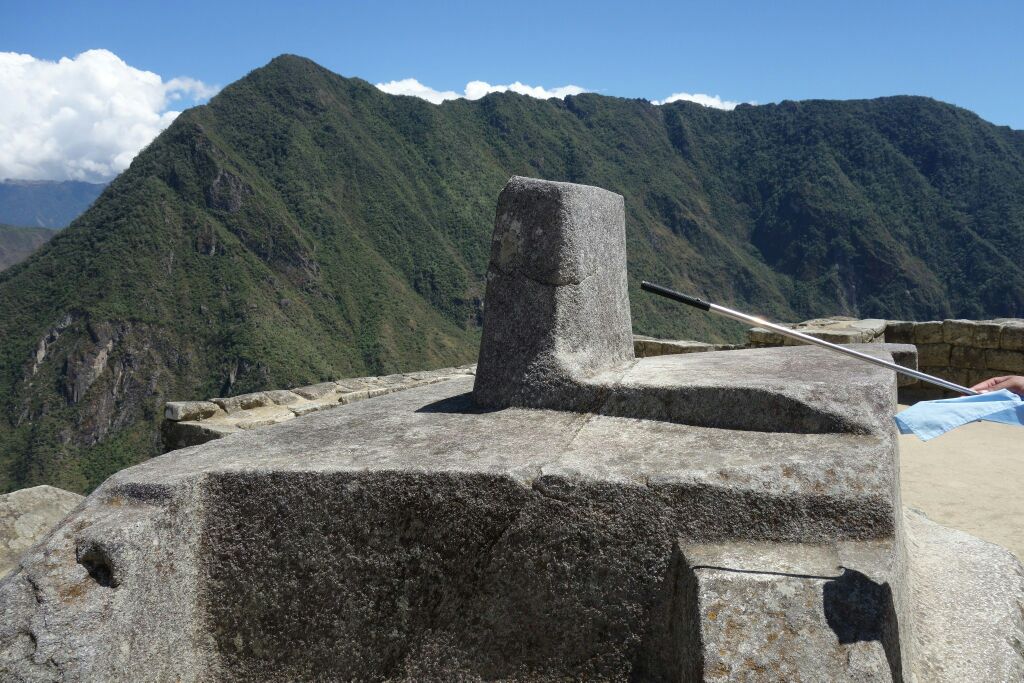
823,567,903,682
415,392,500,415
421,385,866,436
77,542,117,588
633,545,704,682
597,383,867,434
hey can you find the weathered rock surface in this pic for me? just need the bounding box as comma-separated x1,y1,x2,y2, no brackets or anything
595,343,911,434
3,378,1021,681
0,377,897,681
651,541,905,681
906,509,1024,682
163,400,222,422
0,486,83,578
473,176,634,411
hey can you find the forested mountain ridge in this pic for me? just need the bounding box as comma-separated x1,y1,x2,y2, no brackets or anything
1,54,1021,493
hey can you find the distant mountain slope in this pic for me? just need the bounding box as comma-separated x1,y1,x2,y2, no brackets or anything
0,225,54,271
0,180,106,228
0,55,1022,493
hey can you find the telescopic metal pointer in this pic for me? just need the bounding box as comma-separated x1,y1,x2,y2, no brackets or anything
640,281,979,396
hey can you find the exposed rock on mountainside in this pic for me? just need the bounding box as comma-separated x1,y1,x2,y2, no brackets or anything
1,54,1023,494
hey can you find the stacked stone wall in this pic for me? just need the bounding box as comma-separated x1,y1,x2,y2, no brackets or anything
633,317,1024,400
885,319,1024,398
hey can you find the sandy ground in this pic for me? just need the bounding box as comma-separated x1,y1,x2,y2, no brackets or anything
898,406,1024,560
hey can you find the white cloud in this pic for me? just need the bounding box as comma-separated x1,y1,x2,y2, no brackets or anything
377,78,746,112
374,78,461,104
464,81,587,100
164,76,220,102
0,50,219,182
652,92,742,109
375,78,587,104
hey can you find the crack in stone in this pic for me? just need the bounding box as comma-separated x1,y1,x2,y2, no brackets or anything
561,359,640,451
24,572,44,608
20,572,62,673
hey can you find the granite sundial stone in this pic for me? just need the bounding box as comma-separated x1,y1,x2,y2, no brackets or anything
1,177,1021,682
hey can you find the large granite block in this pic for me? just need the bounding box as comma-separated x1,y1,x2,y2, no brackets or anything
884,321,915,344
473,176,633,410
5,378,1018,681
640,541,905,682
913,321,944,344
986,348,1024,373
906,509,1024,682
1001,321,1024,350
916,342,951,367
941,320,975,345
0,378,907,681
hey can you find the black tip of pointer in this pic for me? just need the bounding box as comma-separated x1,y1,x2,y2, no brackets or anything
640,281,711,311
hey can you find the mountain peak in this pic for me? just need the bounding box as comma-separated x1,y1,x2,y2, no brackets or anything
261,53,331,76
207,54,377,113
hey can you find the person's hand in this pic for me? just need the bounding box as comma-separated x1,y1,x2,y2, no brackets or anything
970,375,1024,397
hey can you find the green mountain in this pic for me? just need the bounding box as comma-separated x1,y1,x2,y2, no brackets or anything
1,55,1022,493
0,225,55,272
0,180,106,228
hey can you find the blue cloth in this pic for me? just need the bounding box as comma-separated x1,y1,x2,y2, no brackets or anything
895,389,1024,441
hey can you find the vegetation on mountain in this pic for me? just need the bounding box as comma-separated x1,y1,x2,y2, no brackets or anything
0,180,106,228
0,225,54,272
0,55,1022,493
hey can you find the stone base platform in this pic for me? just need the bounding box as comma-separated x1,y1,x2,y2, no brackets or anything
0,346,1021,680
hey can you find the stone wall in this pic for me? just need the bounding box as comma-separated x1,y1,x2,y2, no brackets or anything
748,317,887,347
885,319,1024,398
634,316,1024,400
162,365,476,451
632,318,888,358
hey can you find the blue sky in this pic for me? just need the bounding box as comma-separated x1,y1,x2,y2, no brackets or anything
2,0,1021,180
